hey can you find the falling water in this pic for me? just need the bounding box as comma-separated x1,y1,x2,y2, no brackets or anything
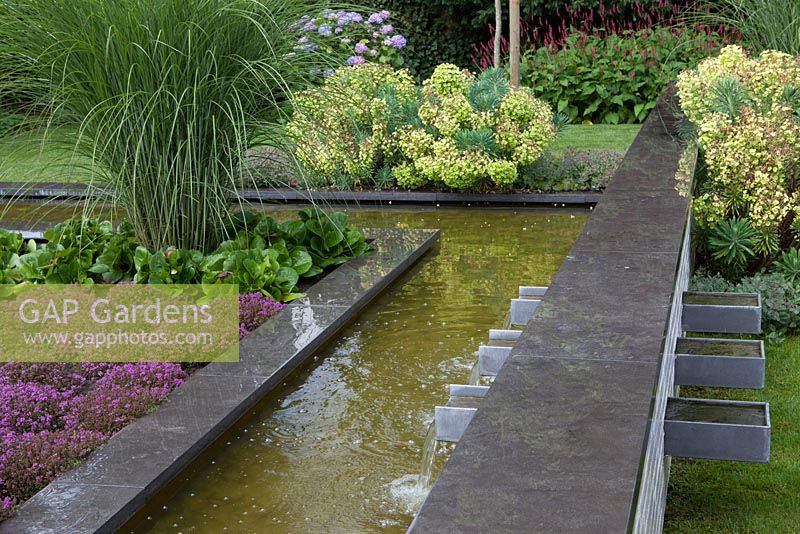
417,422,438,490
500,310,512,329
468,360,481,386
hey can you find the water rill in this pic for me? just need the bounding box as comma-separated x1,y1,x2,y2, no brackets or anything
126,207,585,533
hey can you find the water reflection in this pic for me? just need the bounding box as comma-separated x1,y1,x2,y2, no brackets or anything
121,206,587,533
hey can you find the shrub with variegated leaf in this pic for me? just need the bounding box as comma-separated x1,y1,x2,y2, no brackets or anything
677,45,800,266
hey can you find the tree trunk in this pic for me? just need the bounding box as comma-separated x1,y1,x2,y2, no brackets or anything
493,0,502,68
509,0,520,87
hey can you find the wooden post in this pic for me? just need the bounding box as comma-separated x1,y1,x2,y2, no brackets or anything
509,0,520,87
493,0,502,68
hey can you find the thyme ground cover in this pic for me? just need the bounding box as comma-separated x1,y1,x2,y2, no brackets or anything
0,362,186,520
0,208,364,519
0,288,286,521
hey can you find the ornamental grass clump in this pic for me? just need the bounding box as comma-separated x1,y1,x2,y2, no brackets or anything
0,0,340,251
677,45,800,273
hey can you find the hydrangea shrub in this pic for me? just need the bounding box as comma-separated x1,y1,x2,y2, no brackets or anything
677,45,800,260
288,63,556,191
294,9,407,72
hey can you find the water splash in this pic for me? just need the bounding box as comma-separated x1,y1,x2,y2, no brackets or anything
416,422,437,490
386,474,429,515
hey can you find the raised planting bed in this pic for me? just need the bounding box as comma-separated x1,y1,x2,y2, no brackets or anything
674,337,765,389
0,227,439,533
664,397,770,463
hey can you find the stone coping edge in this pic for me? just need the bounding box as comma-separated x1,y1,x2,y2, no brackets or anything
0,182,600,206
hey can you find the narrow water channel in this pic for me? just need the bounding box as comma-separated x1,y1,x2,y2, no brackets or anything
116,206,584,533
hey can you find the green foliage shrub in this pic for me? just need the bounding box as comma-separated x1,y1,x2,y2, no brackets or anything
287,63,417,185
353,0,488,77
353,0,676,78
774,248,800,285
522,27,721,124
707,217,756,277
677,45,800,269
0,210,369,302
288,64,556,192
692,270,800,342
517,148,623,192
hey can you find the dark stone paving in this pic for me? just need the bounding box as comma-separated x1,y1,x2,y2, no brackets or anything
0,227,439,534
410,91,691,532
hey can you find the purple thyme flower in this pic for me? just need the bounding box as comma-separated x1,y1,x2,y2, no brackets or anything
369,49,379,57
318,24,332,37
1,496,13,520
0,382,71,433
303,20,317,32
0,429,106,503
380,24,394,34
334,27,343,34
347,55,366,65
354,42,369,55
238,293,286,337
239,324,250,340
0,363,85,392
0,360,190,515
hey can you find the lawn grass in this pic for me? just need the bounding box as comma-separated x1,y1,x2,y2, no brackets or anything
665,335,800,533
548,123,642,156
0,127,90,183
0,123,644,184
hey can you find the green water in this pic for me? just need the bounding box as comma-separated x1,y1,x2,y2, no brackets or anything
112,206,584,533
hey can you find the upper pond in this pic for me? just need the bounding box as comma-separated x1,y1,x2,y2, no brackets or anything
106,205,585,533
